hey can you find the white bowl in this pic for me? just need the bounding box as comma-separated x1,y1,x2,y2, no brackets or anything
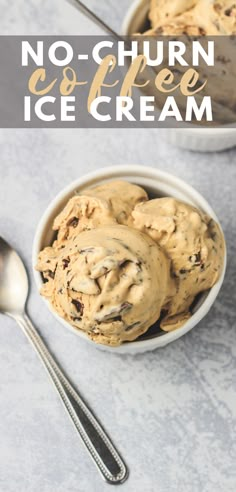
122,0,236,152
32,165,226,354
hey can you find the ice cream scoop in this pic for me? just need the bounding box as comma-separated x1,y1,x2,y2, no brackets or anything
81,180,148,226
52,195,116,248
193,0,236,35
36,225,172,346
148,0,236,35
51,181,148,250
142,1,236,123
149,0,198,32
132,197,225,330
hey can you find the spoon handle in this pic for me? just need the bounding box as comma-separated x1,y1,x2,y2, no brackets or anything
67,0,122,40
16,313,128,485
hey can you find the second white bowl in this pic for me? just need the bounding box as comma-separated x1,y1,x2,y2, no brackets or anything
122,0,236,152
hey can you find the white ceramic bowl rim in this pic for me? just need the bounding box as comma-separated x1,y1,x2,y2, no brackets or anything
32,165,227,353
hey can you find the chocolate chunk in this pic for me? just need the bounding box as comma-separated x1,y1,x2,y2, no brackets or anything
216,55,230,64
67,217,79,228
80,247,94,254
225,6,235,16
214,3,222,13
71,299,84,315
125,322,140,332
189,252,201,265
119,260,132,269
95,302,132,323
45,270,55,279
136,260,142,269
96,316,122,325
62,257,70,269
121,302,132,312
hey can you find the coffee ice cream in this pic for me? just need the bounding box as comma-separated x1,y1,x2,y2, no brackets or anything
37,225,172,346
81,180,148,226
36,180,225,345
132,197,225,330
140,1,236,124
52,180,147,248
53,195,116,248
148,0,236,35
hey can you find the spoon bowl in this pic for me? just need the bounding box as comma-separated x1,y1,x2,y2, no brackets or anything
0,237,28,316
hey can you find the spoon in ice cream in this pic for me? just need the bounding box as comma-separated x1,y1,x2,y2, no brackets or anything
0,236,128,485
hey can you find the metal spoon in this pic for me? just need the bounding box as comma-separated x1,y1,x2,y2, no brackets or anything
67,0,123,40
0,236,128,485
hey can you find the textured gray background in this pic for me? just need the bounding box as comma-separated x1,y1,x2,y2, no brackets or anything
0,1,236,491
